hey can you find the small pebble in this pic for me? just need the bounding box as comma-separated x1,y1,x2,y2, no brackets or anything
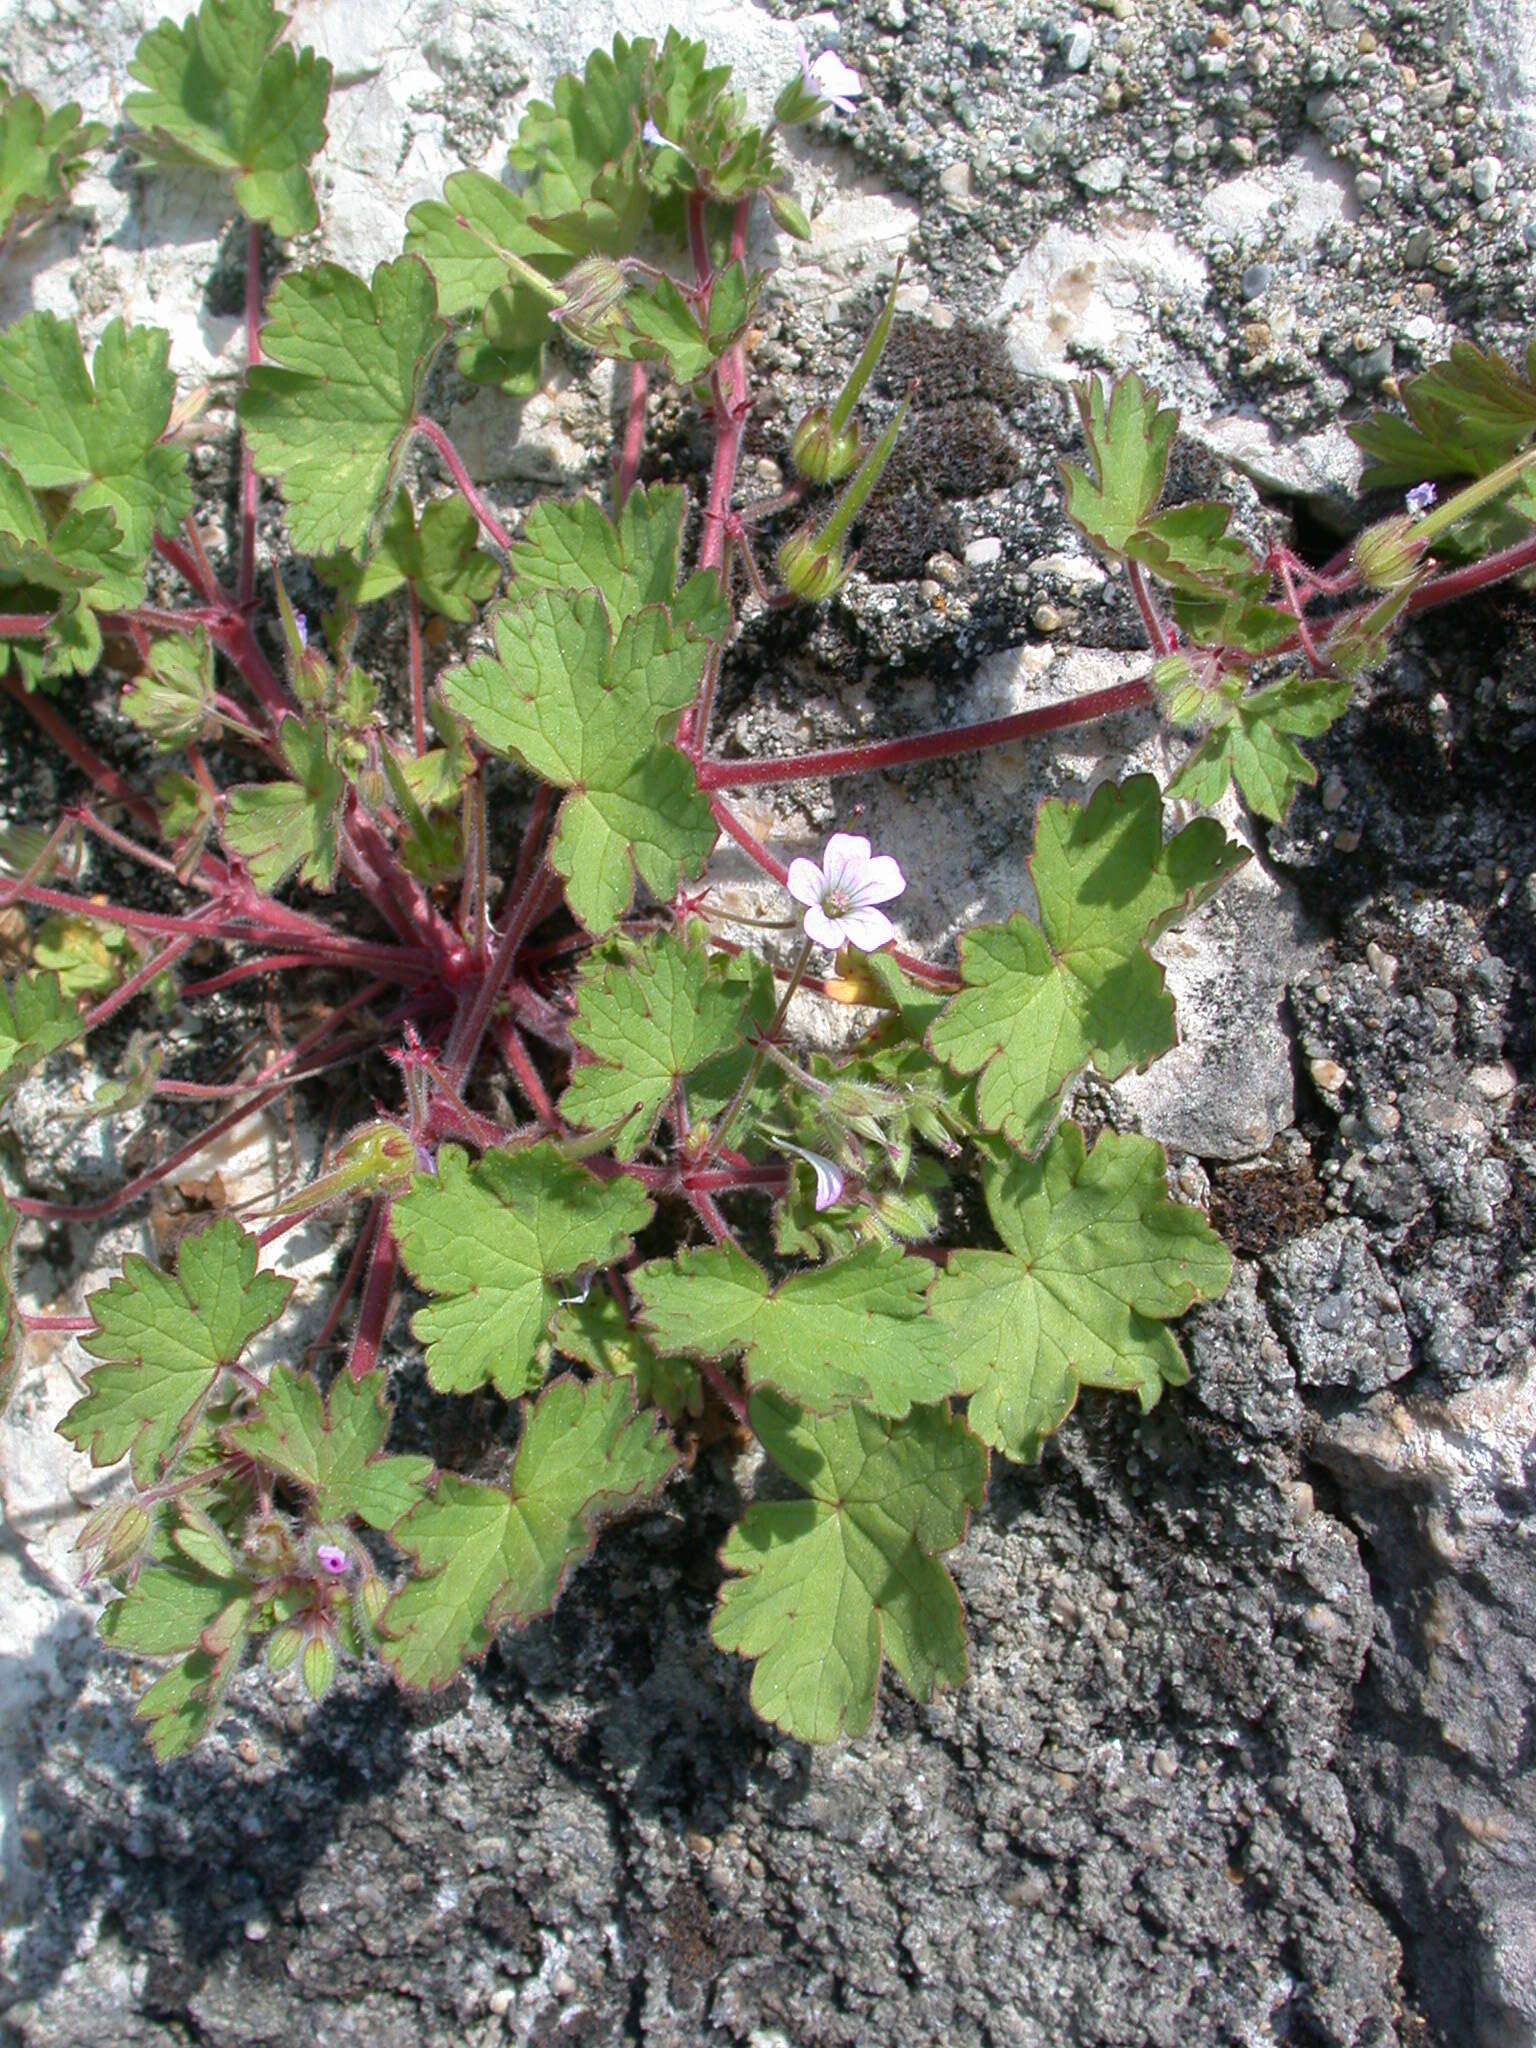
1320,772,1346,812
1076,155,1125,193
1151,1748,1179,1778
1061,20,1095,69
1310,1057,1347,1093
1366,941,1398,988
1032,602,1064,633
1470,1062,1517,1102
964,535,1003,568
1471,155,1502,203
1240,261,1274,301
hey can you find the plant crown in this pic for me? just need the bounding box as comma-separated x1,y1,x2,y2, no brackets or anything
0,2,1528,1751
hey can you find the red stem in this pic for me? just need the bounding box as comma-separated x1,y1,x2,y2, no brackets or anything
614,360,648,514
697,675,1155,788
2,672,160,831
304,1201,383,1360
239,221,263,612
154,531,221,603
493,1016,559,1125
10,979,392,1221
345,804,462,967
178,953,332,996
76,932,201,1035
210,613,290,726
412,417,514,551
1125,560,1172,658
443,864,562,1085
344,1224,398,1381
1405,528,1536,613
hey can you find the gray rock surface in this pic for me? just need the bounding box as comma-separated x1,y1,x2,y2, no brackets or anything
0,0,1534,2044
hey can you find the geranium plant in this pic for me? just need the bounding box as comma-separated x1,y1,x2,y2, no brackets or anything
1,0,1533,1753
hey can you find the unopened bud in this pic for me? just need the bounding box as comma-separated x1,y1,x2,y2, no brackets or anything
555,254,629,347
76,1501,152,1578
1352,514,1427,591
243,1511,296,1575
791,405,862,484
267,1623,304,1673
777,522,849,601
302,1629,338,1702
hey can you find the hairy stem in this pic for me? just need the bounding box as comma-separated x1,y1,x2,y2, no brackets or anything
412,416,514,551
344,1222,399,1382
613,359,648,514
697,674,1155,787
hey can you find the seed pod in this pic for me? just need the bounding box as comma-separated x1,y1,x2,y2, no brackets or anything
777,523,849,601
791,405,862,485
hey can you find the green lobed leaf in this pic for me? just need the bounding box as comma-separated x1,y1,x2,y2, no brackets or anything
402,166,568,392
390,1142,654,1397
223,1366,434,1529
59,1216,293,1487
928,775,1247,1150
442,586,714,932
238,257,446,556
0,968,83,1099
1351,341,1536,487
380,1373,680,1687
125,0,331,238
320,489,500,623
561,929,752,1159
0,459,140,678
222,717,346,891
1168,675,1352,822
0,87,105,238
930,1122,1229,1464
632,1240,956,1419
548,1288,701,1424
1123,501,1264,597
1060,372,1178,558
507,483,729,638
0,314,191,566
98,1527,255,1759
506,34,656,255
33,913,133,999
121,628,217,749
712,1390,986,1743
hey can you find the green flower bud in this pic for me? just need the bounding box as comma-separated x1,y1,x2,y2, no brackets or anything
242,1511,296,1576
777,522,849,601
267,1622,304,1673
302,1629,338,1702
1352,514,1426,591
791,405,863,484
76,1501,152,1577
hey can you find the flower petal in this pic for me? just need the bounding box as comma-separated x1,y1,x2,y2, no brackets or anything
810,51,862,102
785,856,826,907
775,1140,847,1211
801,903,849,950
850,853,906,906
821,832,873,881
836,905,896,951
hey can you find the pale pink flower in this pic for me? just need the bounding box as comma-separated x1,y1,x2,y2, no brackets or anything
774,1139,847,1211
786,832,905,951
798,40,863,117
315,1543,349,1576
